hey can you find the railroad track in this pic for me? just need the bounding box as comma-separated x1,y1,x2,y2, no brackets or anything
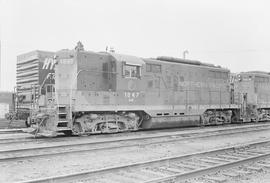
0,128,25,134
1,123,270,163
0,122,269,144
21,140,270,183
1,122,270,144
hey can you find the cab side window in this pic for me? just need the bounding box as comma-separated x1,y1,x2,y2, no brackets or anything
123,64,141,78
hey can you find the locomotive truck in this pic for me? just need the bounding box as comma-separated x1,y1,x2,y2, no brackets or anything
26,46,270,136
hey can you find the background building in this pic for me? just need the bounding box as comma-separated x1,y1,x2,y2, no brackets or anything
16,50,55,109
0,91,14,118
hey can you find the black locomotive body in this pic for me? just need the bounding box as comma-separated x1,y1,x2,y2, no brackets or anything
24,48,270,136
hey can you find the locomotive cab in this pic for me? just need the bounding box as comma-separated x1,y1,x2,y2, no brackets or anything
29,48,147,136
69,52,146,134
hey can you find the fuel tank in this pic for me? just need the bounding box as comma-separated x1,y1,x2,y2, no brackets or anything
141,115,201,129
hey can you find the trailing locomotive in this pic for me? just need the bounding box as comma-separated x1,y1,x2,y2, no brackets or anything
27,45,270,136
233,71,270,122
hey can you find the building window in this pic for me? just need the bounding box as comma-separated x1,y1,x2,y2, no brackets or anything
123,64,141,78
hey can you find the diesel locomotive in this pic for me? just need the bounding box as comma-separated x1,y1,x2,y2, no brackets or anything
26,45,270,136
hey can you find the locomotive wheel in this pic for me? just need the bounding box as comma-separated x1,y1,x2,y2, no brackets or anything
25,117,31,127
63,130,73,136
209,116,216,124
231,116,238,123
251,117,259,123
219,116,227,124
100,123,109,133
73,122,83,134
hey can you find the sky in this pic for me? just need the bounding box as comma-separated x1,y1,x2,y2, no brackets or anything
1,0,270,91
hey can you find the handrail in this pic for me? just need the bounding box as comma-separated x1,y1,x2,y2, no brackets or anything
69,70,92,127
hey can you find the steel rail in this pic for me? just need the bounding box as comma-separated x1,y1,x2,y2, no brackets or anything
145,148,270,183
1,125,270,163
0,128,25,134
20,139,270,183
0,122,269,144
1,121,270,145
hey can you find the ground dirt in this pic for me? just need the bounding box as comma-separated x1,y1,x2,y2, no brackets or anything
2,125,270,182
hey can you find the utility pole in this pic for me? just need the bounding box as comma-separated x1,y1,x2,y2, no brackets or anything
0,40,1,89
183,50,189,59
